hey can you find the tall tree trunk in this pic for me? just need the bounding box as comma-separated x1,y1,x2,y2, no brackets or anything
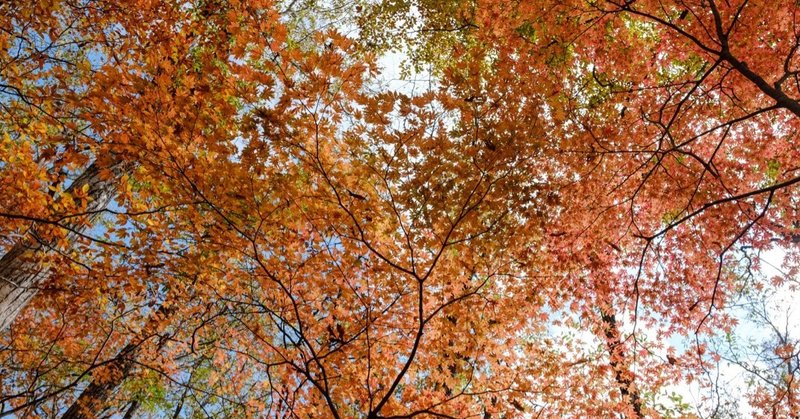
61,342,138,419
0,161,125,331
600,309,643,418
61,301,174,419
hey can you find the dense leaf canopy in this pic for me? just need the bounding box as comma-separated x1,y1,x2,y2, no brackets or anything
1,0,798,417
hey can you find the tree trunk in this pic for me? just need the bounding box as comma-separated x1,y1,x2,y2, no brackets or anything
61,343,138,419
61,301,174,419
600,309,643,418
0,161,125,331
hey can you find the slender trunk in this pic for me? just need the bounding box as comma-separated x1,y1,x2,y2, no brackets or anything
121,400,140,419
600,309,643,418
0,161,125,331
61,301,173,419
171,371,192,419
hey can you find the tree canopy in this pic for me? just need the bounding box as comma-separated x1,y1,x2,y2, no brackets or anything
1,0,798,417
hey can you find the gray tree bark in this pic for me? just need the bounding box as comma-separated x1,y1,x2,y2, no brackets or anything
0,161,125,331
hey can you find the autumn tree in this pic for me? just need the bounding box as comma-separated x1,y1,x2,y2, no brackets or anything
464,0,800,415
348,0,800,415
1,0,283,415
0,0,280,329
4,0,800,418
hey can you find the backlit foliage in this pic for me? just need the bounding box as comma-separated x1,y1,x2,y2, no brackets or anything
1,0,799,417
